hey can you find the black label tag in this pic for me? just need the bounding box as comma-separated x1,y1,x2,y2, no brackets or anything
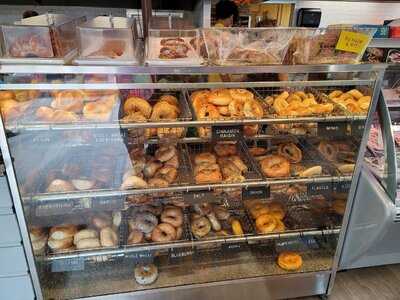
169,247,194,262
92,197,124,211
318,122,346,137
333,181,352,194
222,242,244,253
242,186,270,200
212,125,243,141
307,182,332,196
183,191,219,204
51,257,84,272
350,121,365,137
126,250,154,264
36,200,74,217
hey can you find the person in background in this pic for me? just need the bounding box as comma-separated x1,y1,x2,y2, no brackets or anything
22,10,39,19
209,0,244,82
215,0,239,27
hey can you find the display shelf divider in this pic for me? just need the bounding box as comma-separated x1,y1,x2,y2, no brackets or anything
42,228,340,262
5,115,368,132
0,63,388,75
0,79,377,91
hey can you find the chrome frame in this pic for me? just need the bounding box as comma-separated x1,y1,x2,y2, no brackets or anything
25,175,352,202
0,117,43,299
0,63,386,300
327,67,386,294
376,91,398,202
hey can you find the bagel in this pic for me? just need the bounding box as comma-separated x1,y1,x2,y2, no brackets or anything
51,90,85,113
83,101,113,122
228,99,245,117
208,89,232,106
229,89,254,102
260,155,290,178
159,94,179,106
277,251,303,271
151,101,179,120
243,99,263,118
197,104,220,120
277,143,302,163
123,97,152,118
256,214,277,234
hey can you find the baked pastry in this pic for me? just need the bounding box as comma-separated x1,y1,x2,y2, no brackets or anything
277,251,303,271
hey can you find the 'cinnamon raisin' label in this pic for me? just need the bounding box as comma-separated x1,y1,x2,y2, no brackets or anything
212,125,243,141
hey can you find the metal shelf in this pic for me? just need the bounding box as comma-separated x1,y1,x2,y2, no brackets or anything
369,38,400,49
0,63,387,75
42,227,341,261
23,175,352,202
6,115,367,132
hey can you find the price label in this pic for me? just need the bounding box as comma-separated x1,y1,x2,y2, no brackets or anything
92,197,124,211
333,181,352,194
35,200,74,217
51,257,84,272
183,191,219,204
307,182,332,196
351,121,365,137
222,242,244,253
300,236,319,250
169,247,194,263
127,250,154,264
242,186,270,200
336,31,370,54
318,122,346,137
212,125,243,141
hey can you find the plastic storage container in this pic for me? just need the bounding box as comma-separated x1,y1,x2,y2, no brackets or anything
202,28,296,66
145,29,205,66
290,27,376,64
75,16,138,65
0,14,81,63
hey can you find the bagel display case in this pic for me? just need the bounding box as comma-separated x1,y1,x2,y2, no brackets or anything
0,62,385,300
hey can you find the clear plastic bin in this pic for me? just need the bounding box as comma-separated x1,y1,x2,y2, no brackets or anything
77,16,138,63
1,14,81,59
146,29,204,66
202,28,296,66
290,27,376,65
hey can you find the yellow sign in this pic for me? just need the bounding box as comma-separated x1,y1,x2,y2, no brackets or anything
335,31,370,54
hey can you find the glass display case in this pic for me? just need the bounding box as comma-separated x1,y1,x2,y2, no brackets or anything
0,63,385,300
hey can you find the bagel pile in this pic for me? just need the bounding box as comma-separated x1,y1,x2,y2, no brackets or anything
190,202,244,238
328,89,371,114
122,94,185,139
0,90,38,123
244,199,286,234
317,140,355,175
35,90,119,123
249,142,322,178
45,152,115,193
30,212,120,254
265,91,334,117
190,89,264,137
193,143,248,184
120,145,179,190
127,204,184,244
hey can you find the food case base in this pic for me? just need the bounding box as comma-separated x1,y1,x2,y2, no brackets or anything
0,64,385,300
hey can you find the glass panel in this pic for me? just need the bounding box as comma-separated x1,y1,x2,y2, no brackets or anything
0,70,375,299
